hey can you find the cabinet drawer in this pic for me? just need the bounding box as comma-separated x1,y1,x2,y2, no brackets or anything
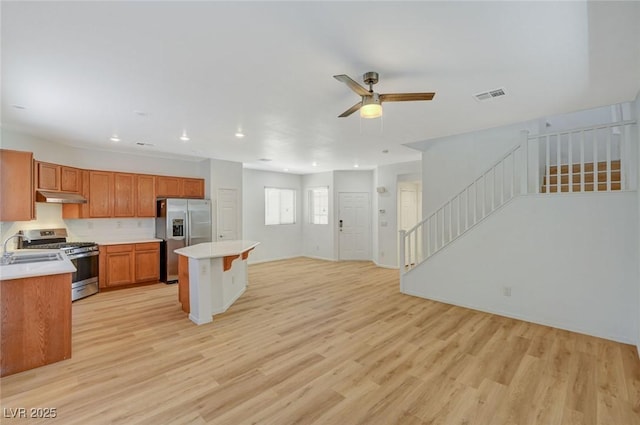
135,242,159,251
106,244,134,253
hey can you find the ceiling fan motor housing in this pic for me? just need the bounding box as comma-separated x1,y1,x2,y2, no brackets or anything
363,71,379,87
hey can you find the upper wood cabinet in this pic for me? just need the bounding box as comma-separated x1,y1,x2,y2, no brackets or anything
183,178,205,198
136,175,156,217
60,166,81,192
113,173,135,217
89,171,113,218
36,161,60,190
62,170,90,219
156,176,205,199
155,176,183,198
35,162,81,193
0,149,34,222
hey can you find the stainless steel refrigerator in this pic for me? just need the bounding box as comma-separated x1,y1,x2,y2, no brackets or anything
156,198,212,283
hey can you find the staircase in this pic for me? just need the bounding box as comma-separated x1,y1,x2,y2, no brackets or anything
400,119,636,276
541,160,621,193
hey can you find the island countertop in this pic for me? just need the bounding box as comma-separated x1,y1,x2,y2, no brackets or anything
174,240,260,259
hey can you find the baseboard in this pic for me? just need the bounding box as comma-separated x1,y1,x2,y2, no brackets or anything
304,255,338,262
374,261,399,270
188,313,212,326
402,288,635,345
248,255,301,265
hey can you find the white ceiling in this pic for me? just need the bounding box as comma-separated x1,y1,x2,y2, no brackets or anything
2,1,639,174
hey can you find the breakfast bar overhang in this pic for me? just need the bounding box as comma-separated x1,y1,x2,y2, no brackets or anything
174,240,259,325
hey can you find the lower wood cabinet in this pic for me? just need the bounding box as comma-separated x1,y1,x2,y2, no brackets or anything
99,242,160,289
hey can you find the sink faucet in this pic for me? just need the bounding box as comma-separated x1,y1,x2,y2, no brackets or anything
2,232,29,259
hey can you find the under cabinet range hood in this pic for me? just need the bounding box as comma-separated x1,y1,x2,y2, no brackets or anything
35,190,87,204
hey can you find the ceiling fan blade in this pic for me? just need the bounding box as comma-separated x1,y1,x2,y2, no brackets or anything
334,74,371,97
338,101,362,118
379,92,436,102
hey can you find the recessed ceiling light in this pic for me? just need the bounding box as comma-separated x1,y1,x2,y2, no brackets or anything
312,162,318,167
235,132,245,138
180,132,190,142
353,164,359,168
110,135,121,142
382,149,389,154
11,104,26,110
283,168,289,172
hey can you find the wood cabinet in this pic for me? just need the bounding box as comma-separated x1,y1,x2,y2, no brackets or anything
89,171,113,218
156,176,205,199
113,173,135,217
1,273,72,376
28,155,205,219
0,149,34,222
156,176,183,198
100,242,160,289
60,166,81,192
36,161,60,190
136,175,156,217
62,170,90,219
134,243,160,283
183,178,205,198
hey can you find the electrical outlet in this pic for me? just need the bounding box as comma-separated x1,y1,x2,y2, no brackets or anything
380,251,384,257
503,286,512,297
87,222,93,229
315,245,320,251
116,221,122,229
137,221,142,228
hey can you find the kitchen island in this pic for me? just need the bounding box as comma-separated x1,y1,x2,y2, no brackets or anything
0,250,76,376
174,240,259,325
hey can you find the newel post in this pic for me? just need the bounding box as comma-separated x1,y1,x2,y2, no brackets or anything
520,130,530,194
398,230,406,276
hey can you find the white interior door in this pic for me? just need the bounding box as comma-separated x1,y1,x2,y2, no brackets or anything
338,192,370,260
217,188,238,241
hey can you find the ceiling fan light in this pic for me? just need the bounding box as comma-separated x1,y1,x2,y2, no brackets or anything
360,94,382,119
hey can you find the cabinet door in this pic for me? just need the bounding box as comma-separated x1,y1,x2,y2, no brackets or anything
0,150,34,221
62,170,90,219
156,176,183,198
136,175,156,217
60,166,81,192
36,161,60,190
105,245,134,287
113,173,135,217
134,243,160,283
182,178,205,199
89,171,113,217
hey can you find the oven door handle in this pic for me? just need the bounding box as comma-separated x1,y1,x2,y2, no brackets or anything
68,251,99,260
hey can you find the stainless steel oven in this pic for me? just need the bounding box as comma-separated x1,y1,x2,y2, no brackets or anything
20,228,99,301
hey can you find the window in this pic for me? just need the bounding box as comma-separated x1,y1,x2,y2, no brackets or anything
308,187,329,224
265,187,296,225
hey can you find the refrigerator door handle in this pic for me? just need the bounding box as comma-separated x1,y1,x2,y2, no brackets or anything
186,210,191,246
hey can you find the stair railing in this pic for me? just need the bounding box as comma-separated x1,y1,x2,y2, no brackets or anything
399,119,637,275
529,120,636,194
400,140,526,273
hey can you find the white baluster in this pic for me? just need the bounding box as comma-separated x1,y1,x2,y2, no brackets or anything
580,130,585,192
606,127,612,192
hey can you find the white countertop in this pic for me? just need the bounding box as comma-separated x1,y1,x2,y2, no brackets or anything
174,240,260,259
95,238,163,246
0,249,77,281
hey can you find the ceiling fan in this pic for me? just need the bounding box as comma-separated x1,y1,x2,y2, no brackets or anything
334,71,435,119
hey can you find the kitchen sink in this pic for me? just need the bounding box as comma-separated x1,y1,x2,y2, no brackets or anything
1,252,63,265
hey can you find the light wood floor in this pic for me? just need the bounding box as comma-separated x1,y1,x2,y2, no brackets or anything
1,258,639,425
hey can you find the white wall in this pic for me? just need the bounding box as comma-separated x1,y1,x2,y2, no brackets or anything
636,91,640,355
334,170,374,260
403,193,639,344
0,129,209,243
242,169,302,263
373,161,422,268
301,171,335,260
210,159,243,241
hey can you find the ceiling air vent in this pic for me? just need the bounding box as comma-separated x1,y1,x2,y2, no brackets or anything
474,87,506,102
